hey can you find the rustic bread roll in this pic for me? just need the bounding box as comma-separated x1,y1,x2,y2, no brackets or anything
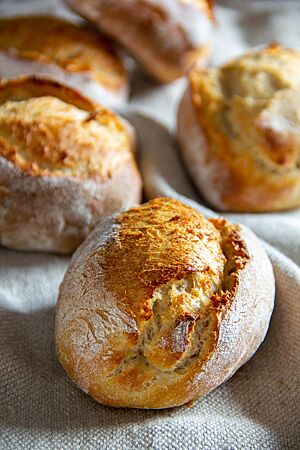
56,197,275,409
64,0,214,82
0,76,142,254
0,15,128,108
178,44,300,212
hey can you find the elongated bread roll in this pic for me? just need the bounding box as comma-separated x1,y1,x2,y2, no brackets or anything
65,0,214,82
56,197,275,408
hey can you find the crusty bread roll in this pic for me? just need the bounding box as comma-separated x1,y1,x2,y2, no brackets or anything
0,76,142,254
64,0,214,82
178,44,300,212
56,197,275,409
0,15,128,108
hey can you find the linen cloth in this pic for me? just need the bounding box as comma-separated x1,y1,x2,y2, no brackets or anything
0,0,300,448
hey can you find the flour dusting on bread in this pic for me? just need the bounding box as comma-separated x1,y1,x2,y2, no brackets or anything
56,198,275,408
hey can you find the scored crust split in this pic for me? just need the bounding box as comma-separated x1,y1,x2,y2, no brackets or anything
0,15,128,108
0,76,142,254
64,0,214,82
56,198,275,409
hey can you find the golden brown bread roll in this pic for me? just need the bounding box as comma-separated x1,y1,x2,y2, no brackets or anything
0,76,142,254
0,15,128,108
56,197,275,409
178,44,300,212
64,0,214,82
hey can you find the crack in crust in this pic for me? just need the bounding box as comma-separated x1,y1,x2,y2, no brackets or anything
70,199,249,392
102,215,249,385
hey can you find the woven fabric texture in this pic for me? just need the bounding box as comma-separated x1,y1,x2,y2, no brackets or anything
0,0,299,448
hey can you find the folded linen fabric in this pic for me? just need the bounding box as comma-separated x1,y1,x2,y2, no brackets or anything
0,0,299,449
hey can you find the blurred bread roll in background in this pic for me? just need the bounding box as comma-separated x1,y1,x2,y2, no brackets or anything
0,15,128,108
56,197,274,409
0,76,142,254
178,44,300,212
64,0,214,82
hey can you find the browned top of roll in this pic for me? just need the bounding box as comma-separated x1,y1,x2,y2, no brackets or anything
0,15,127,93
190,43,300,171
98,198,249,370
0,76,133,179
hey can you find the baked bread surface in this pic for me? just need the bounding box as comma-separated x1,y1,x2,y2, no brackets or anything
64,0,213,82
0,76,142,254
178,44,300,212
56,197,275,408
0,15,128,106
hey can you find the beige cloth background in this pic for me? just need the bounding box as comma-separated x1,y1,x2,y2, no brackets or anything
0,0,300,448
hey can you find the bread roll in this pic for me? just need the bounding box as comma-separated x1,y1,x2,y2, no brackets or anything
178,44,300,212
0,15,128,108
56,197,275,409
64,0,214,82
0,76,142,254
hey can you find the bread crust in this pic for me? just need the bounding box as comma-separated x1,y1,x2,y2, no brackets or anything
0,76,142,254
64,0,213,82
0,15,128,107
56,198,275,408
177,44,300,212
